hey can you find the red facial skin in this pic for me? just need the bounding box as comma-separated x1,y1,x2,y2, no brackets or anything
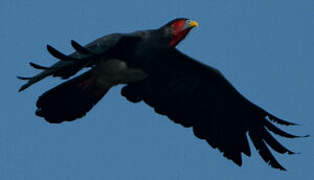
169,20,192,47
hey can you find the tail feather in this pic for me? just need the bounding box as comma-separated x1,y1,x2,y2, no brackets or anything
18,60,84,92
18,43,95,92
36,70,109,123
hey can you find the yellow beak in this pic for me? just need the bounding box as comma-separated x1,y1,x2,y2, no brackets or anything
189,20,199,28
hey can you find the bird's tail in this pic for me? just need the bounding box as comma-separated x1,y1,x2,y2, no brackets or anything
36,70,110,123
18,41,96,92
17,60,83,92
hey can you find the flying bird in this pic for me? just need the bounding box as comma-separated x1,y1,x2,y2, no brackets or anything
18,18,306,170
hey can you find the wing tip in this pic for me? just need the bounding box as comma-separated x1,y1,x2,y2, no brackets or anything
267,114,298,126
47,44,75,61
264,120,306,139
17,76,32,92
17,75,31,80
70,40,94,55
29,62,50,70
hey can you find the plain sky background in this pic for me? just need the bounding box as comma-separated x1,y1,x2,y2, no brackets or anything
1,0,313,179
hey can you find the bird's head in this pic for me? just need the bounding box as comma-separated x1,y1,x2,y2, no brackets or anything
160,18,198,47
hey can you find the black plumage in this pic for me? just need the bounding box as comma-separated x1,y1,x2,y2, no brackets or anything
18,18,306,170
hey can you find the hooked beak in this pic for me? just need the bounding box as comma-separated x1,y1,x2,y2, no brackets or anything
189,20,199,28
182,20,198,31
182,20,199,31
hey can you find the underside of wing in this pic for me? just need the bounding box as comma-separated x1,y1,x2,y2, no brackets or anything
121,48,303,170
36,70,110,123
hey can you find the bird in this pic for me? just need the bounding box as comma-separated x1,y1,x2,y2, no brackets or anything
18,18,306,170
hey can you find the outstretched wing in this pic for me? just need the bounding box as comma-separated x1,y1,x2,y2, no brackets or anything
17,33,125,91
121,48,304,170
20,34,143,123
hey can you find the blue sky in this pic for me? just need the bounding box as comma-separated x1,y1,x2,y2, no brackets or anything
1,0,313,179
